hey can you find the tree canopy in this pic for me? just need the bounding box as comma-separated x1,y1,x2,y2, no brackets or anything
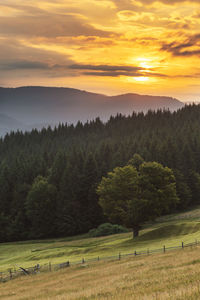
97,157,179,237
0,105,200,242
26,176,57,238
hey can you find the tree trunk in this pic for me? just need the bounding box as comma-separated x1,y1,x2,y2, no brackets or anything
133,227,139,238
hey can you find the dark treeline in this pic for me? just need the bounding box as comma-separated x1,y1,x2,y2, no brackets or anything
1,104,200,242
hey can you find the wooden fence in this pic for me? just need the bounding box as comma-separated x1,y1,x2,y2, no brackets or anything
0,240,199,283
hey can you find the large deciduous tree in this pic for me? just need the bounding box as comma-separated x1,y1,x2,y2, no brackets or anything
97,157,179,238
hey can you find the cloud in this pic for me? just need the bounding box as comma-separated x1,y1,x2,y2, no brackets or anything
81,71,167,77
133,0,200,4
111,0,136,9
82,71,140,77
0,60,168,78
117,10,156,23
69,64,143,71
161,33,200,56
1,0,200,96
44,36,117,49
0,3,47,16
0,38,73,63
0,13,113,38
0,38,76,80
0,60,51,70
69,64,167,77
111,0,200,12
0,58,82,78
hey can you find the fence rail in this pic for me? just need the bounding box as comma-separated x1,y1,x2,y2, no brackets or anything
1,240,199,283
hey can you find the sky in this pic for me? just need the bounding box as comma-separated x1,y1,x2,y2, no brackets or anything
1,0,200,101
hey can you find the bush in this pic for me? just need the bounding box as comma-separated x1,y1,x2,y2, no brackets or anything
89,223,128,237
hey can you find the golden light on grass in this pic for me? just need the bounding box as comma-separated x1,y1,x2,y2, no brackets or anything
1,209,200,274
1,209,200,298
1,246,200,299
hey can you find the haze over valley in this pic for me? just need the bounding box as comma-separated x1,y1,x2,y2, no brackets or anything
0,86,184,136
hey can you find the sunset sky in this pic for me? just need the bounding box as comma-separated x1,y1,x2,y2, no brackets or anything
1,0,200,101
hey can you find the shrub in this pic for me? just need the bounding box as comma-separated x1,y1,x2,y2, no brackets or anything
89,223,128,237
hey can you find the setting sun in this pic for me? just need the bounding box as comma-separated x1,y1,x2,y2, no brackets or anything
134,76,150,82
0,0,200,101
136,58,154,70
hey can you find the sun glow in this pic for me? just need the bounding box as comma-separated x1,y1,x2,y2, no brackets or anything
1,0,200,100
136,58,153,66
134,76,149,82
140,62,153,69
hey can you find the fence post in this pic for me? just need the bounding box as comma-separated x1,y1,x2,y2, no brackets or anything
119,252,121,260
98,256,100,261
182,242,184,249
9,269,12,280
82,258,85,264
134,251,137,256
147,249,149,256
163,245,166,253
49,262,51,272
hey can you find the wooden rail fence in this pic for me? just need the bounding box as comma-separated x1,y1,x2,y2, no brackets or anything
0,240,199,283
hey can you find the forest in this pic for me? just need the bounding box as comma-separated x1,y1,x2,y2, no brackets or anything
0,104,200,242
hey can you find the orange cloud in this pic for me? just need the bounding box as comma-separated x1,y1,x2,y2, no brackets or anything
0,0,200,101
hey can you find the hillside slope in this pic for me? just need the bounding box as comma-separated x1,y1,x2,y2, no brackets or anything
1,207,200,272
0,87,184,134
0,114,26,136
1,247,200,300
1,208,200,299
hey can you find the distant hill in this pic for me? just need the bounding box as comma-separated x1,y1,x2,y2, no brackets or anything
0,114,26,136
0,86,184,135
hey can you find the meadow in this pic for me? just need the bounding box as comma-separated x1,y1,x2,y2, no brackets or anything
1,242,200,299
1,208,200,299
1,207,200,273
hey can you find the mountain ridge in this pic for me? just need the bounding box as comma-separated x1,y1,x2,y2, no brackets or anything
0,86,183,101
0,86,184,136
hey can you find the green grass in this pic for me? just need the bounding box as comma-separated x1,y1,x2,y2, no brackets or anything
1,207,200,273
2,244,200,299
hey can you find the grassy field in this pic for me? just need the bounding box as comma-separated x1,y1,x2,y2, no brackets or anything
1,208,200,299
1,207,200,273
1,245,200,299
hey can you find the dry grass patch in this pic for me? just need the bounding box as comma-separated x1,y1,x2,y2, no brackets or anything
1,246,200,299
